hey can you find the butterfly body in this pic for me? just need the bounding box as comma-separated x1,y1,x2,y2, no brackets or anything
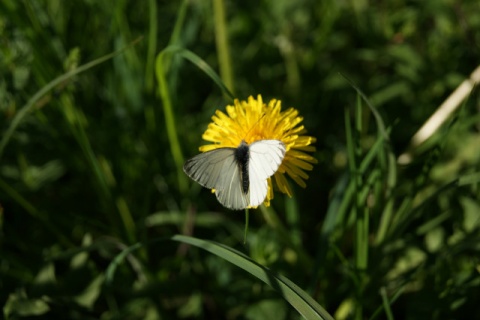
234,141,250,194
183,140,286,210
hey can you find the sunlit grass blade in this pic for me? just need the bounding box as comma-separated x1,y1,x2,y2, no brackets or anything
105,242,144,286
212,0,235,94
400,66,480,161
145,0,189,92
321,106,391,244
171,235,334,320
341,74,389,141
320,113,389,239
375,199,394,245
344,106,368,273
379,287,394,320
155,47,187,193
342,74,397,192
0,37,143,161
321,173,352,238
369,285,405,320
144,0,158,92
157,46,235,100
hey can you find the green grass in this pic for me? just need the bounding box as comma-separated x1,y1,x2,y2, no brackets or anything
1,0,480,319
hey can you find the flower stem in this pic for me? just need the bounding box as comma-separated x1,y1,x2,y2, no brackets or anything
244,208,249,244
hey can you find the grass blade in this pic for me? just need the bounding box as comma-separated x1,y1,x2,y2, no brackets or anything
379,287,394,320
212,0,235,94
171,235,334,320
158,46,235,100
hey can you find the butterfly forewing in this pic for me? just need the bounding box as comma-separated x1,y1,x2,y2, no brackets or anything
183,148,236,189
248,140,286,179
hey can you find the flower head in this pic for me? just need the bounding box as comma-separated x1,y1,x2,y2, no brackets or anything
200,95,317,206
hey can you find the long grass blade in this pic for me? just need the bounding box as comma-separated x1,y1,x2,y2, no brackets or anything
379,287,395,320
212,0,235,94
171,235,334,320
144,0,158,92
158,46,235,100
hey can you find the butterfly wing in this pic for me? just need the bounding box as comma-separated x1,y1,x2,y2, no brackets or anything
183,148,236,189
247,140,286,206
183,148,248,210
214,159,249,209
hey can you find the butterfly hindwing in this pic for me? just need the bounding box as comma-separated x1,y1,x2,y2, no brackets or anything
246,171,268,207
247,140,286,206
214,160,249,210
213,151,249,210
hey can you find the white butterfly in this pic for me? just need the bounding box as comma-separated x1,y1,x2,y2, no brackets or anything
183,140,286,210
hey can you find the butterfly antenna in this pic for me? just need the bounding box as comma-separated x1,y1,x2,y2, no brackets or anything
242,113,266,141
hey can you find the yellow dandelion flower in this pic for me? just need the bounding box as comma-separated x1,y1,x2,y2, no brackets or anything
199,94,317,206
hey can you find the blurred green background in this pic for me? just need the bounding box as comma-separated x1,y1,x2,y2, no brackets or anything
1,0,480,319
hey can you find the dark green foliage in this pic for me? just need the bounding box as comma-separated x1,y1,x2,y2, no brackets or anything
1,0,479,319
